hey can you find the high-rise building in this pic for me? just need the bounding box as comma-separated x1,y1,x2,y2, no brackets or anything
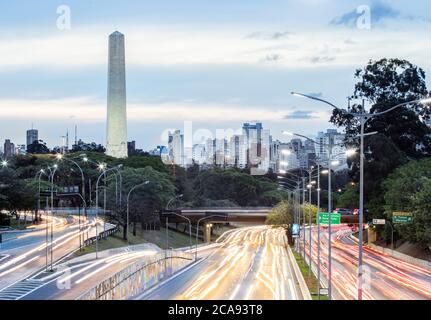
16,144,27,155
168,130,184,166
241,122,270,173
3,139,15,158
192,144,207,165
106,31,128,158
127,141,136,156
316,129,347,165
26,129,38,149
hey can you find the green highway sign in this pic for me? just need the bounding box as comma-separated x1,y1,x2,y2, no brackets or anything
393,216,413,223
392,211,413,224
319,212,341,225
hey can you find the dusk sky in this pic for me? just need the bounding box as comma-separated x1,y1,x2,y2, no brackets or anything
1,0,431,150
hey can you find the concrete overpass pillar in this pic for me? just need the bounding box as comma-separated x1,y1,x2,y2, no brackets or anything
368,227,377,244
204,223,212,243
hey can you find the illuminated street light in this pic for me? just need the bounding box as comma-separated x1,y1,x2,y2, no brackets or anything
56,154,63,160
292,91,431,300
282,131,294,136
1,160,8,167
279,169,287,174
280,161,289,166
321,169,329,175
331,160,340,166
346,149,357,157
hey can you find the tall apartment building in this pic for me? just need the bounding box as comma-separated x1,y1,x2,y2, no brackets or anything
3,139,15,158
26,129,38,149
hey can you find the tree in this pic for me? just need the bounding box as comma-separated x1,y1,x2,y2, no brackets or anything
330,58,430,218
192,168,286,207
266,201,294,226
27,140,50,154
382,159,431,246
105,166,176,240
336,184,359,209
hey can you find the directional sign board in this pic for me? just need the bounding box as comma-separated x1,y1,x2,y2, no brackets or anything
393,212,413,224
319,212,341,225
373,219,386,225
319,288,329,296
292,224,300,237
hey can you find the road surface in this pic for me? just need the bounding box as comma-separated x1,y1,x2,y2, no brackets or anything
302,225,431,300
0,214,102,295
19,244,161,300
136,226,307,300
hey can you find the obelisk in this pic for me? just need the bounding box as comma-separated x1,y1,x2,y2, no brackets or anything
106,31,128,158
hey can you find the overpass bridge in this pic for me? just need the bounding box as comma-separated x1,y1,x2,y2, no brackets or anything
161,207,360,242
163,207,273,224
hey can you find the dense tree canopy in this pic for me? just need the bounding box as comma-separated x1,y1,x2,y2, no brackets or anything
331,58,431,220
382,159,431,247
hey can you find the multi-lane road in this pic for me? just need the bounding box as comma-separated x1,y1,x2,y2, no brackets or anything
0,214,101,296
136,226,309,300
303,225,431,300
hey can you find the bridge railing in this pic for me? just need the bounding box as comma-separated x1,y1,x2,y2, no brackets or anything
76,250,194,300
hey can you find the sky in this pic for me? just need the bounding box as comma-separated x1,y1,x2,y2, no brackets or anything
1,0,431,150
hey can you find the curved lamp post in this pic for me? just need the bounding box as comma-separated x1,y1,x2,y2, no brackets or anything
95,165,122,259
292,91,431,300
126,180,150,245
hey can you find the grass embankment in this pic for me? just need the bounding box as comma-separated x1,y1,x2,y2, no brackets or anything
291,249,329,301
75,225,203,257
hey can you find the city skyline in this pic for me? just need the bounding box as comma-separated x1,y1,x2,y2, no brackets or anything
2,1,431,149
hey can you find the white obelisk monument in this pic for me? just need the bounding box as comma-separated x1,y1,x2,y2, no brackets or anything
106,31,128,158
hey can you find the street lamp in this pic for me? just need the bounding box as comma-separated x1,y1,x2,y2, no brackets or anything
195,215,226,260
1,160,7,168
95,165,122,259
283,131,356,299
165,194,184,250
126,180,150,245
56,155,87,249
292,91,431,300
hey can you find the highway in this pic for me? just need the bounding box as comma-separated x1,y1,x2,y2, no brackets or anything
302,225,431,300
19,244,161,300
137,226,308,300
0,214,101,294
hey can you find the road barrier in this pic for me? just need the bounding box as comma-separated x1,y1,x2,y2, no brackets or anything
83,225,119,247
76,251,194,300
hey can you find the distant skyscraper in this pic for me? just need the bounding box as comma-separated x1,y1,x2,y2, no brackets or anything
26,128,38,149
106,31,128,158
168,130,184,166
3,139,15,158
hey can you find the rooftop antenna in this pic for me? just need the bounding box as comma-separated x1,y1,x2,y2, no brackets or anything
74,125,78,146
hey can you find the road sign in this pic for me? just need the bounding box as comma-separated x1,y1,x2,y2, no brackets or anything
393,212,413,224
319,288,329,295
373,219,386,225
292,224,300,237
319,212,341,225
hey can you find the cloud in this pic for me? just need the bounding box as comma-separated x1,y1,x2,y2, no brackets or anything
261,53,282,63
330,1,399,27
284,110,319,120
245,31,290,40
0,97,289,123
306,56,336,64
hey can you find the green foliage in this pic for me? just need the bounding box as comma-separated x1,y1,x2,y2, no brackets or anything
193,168,286,207
382,159,431,246
105,166,176,239
336,184,359,209
266,201,294,226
